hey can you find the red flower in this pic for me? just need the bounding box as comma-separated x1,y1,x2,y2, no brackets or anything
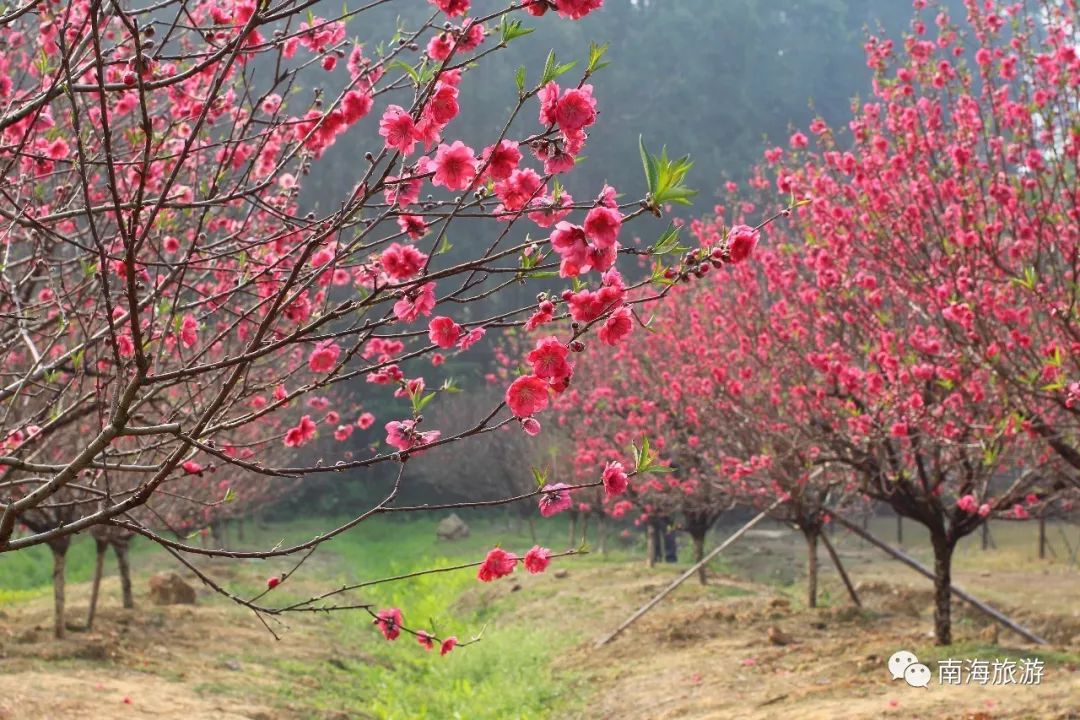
428,316,463,349
506,375,550,418
602,461,629,499
584,206,622,249
726,225,759,264
538,483,572,517
440,636,457,655
381,243,428,280
379,105,418,155
477,547,517,582
527,336,572,382
308,340,341,373
598,306,633,346
375,608,403,640
432,140,477,191
283,415,317,447
523,545,551,574
417,630,435,651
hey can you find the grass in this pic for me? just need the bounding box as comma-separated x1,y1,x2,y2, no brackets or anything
235,514,624,719
3,512,1075,718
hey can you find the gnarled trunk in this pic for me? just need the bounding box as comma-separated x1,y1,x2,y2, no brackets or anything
804,526,819,609
114,538,134,609
691,532,706,585
931,532,956,645
49,539,69,639
86,539,108,630
645,523,657,568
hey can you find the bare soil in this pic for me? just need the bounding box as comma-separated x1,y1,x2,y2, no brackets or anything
1,521,1077,719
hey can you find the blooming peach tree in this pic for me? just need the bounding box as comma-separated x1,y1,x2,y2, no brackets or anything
0,0,705,644
746,0,1079,643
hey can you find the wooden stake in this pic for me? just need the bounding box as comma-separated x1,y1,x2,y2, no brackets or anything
832,513,1047,645
820,529,861,607
595,499,782,648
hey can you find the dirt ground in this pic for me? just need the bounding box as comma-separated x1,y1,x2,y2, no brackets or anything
0,523,1077,719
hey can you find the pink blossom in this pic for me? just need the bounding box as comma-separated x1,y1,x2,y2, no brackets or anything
356,412,376,429
379,105,418,155
538,482,572,517
583,206,622,249
417,631,435,650
381,243,428,280
554,86,596,132
527,336,572,382
342,90,373,124
334,424,353,441
179,314,199,348
602,461,629,499
523,545,552,574
598,306,633,346
375,608,402,640
554,0,603,20
181,460,203,475
506,374,549,418
477,547,516,582
308,340,341,373
956,494,978,514
432,140,477,191
480,140,522,181
440,636,457,655
385,419,440,452
429,0,469,17
521,417,541,436
284,415,317,447
425,83,459,125
393,283,437,322
726,225,759,264
457,326,485,351
428,316,463,348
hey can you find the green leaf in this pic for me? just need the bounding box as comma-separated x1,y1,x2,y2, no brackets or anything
639,136,697,207
499,16,535,44
532,467,548,488
540,51,576,86
515,66,526,95
435,235,453,255
588,42,610,73
651,223,687,256
388,59,421,85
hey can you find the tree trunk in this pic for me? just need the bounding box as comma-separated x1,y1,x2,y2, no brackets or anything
931,532,955,645
896,515,903,545
691,532,707,585
1038,515,1047,560
804,526,819,609
527,517,537,545
981,522,990,550
236,517,245,542
50,543,68,639
568,513,577,549
597,515,607,556
86,539,108,630
645,523,657,568
580,514,589,546
114,539,134,609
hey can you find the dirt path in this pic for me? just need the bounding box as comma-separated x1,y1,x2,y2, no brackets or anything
1,543,1077,719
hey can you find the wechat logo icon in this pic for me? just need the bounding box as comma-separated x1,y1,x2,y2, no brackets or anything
888,650,932,688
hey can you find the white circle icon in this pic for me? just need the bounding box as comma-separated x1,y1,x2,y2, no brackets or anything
904,662,932,688
887,650,919,681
